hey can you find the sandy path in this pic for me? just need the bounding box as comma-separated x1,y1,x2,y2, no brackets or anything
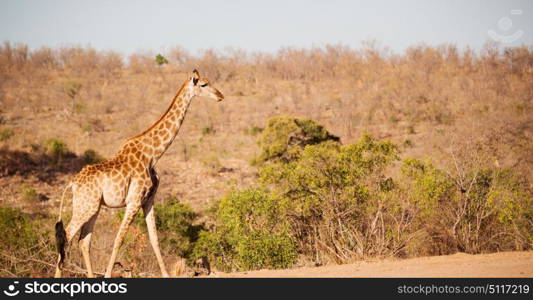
211,251,533,278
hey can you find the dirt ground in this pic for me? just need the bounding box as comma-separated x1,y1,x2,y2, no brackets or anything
211,251,533,278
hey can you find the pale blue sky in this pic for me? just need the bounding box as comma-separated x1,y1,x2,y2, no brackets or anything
1,0,531,55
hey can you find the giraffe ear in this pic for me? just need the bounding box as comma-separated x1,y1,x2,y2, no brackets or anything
192,69,200,79
192,69,200,85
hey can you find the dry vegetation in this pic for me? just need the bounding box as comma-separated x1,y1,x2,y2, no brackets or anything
0,41,531,277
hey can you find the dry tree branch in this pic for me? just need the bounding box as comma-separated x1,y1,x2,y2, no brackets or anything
0,268,18,277
0,251,104,277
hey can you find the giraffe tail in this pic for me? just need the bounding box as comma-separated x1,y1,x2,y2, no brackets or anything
55,183,71,266
55,221,67,266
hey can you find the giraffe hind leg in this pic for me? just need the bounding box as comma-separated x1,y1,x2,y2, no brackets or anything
104,202,141,278
54,192,101,278
79,209,100,278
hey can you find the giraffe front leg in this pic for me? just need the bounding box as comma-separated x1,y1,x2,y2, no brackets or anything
105,202,141,278
143,197,169,277
143,168,169,277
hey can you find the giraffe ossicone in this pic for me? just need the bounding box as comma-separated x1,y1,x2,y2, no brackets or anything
54,69,224,278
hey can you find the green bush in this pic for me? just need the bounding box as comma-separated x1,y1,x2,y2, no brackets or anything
0,207,39,250
401,159,533,254
191,188,297,271
233,231,297,270
44,138,68,162
254,116,339,165
189,230,224,267
259,133,402,262
155,197,203,256
459,168,532,252
0,207,56,277
81,149,103,165
116,196,202,257
401,158,454,218
155,54,168,66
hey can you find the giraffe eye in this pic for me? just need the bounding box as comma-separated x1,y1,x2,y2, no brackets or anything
200,83,208,87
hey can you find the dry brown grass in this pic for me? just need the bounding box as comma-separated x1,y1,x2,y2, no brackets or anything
0,41,531,276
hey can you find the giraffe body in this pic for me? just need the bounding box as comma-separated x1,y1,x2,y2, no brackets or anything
54,70,224,278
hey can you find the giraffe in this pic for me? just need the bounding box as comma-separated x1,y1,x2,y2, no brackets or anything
54,69,224,278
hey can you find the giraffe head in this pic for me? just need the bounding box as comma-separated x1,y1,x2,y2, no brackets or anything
188,69,224,101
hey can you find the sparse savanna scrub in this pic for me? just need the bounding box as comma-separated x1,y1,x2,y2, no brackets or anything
0,207,57,277
193,117,532,271
0,42,531,276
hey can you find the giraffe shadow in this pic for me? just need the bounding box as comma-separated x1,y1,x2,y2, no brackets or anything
0,147,98,184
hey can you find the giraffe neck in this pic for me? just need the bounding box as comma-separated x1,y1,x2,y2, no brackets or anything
128,83,194,166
